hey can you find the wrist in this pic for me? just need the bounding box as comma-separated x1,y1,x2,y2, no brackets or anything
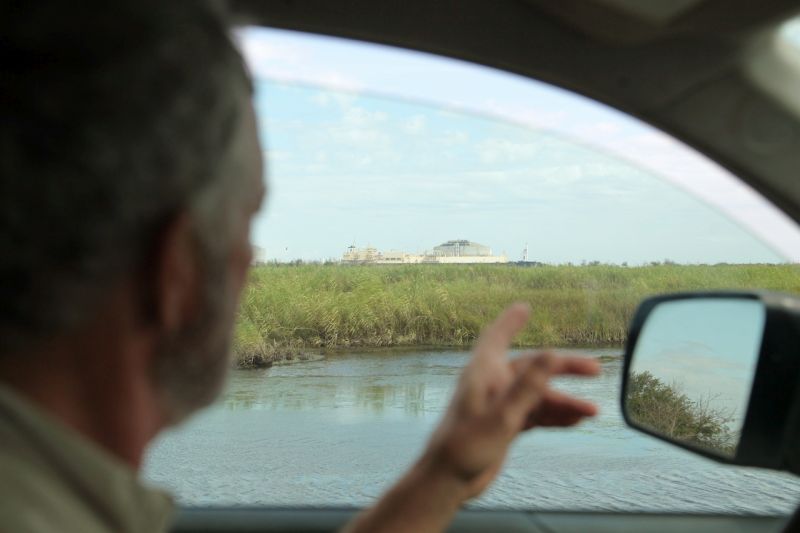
412,450,472,507
344,451,468,533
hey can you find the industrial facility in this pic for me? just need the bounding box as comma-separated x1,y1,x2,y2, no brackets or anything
342,240,508,264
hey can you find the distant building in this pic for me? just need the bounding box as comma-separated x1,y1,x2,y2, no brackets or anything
251,245,269,264
342,240,507,264
342,244,382,263
380,250,424,264
433,239,492,257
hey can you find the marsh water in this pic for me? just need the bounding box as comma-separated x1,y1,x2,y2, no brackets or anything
143,349,800,514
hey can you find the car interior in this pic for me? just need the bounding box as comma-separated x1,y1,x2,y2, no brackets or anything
165,0,800,531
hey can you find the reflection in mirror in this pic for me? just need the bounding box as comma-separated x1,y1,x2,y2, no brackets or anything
626,298,765,457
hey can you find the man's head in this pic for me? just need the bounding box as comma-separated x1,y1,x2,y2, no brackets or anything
0,1,263,425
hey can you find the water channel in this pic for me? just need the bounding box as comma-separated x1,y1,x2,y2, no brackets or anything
143,349,800,514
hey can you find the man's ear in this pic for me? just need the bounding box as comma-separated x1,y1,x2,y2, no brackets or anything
153,212,200,333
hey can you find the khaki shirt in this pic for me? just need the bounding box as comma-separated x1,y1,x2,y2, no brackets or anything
0,386,173,533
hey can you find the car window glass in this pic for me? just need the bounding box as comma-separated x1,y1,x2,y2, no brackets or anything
143,27,800,513
781,14,800,49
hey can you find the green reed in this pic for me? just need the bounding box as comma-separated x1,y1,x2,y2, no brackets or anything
233,263,800,368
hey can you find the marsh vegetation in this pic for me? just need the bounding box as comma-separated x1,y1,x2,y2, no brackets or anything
233,263,800,368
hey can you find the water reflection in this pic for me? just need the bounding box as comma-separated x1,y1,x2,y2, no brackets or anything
355,383,427,415
220,353,451,416
224,376,431,416
144,349,800,513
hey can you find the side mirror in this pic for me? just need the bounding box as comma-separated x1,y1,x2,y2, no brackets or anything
622,291,800,474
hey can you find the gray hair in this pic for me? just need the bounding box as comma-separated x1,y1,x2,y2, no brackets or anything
0,1,252,355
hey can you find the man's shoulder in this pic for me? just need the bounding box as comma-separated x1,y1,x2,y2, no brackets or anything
0,388,173,533
0,444,113,533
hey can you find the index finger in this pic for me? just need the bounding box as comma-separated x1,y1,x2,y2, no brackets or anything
473,303,531,362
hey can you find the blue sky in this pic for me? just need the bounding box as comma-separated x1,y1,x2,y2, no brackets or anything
237,27,800,264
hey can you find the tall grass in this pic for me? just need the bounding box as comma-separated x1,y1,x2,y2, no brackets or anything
233,263,800,367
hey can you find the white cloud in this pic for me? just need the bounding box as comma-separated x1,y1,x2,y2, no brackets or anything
478,138,542,164
403,114,427,134
310,91,358,109
311,92,331,107
342,106,388,127
574,129,800,262
239,27,800,262
438,130,469,146
263,149,291,162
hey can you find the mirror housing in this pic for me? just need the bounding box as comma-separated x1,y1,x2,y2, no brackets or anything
622,291,800,474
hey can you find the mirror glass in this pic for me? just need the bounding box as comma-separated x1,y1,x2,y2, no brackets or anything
626,298,765,457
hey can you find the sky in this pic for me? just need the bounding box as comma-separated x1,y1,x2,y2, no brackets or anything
630,298,765,434
236,26,800,264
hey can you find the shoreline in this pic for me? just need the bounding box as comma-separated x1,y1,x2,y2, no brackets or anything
232,342,624,369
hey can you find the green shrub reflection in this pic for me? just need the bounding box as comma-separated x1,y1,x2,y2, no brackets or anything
627,371,737,456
